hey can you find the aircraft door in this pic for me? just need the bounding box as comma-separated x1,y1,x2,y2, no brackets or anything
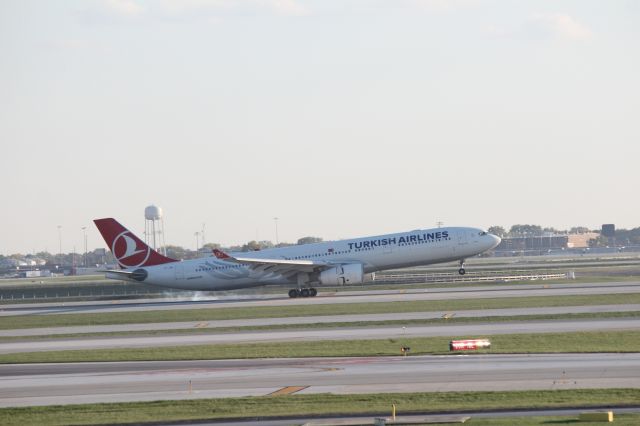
457,230,468,246
175,264,184,280
384,242,393,254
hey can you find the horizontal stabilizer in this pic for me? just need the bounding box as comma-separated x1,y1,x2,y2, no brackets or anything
102,269,147,282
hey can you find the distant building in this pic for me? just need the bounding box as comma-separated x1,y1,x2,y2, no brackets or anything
566,232,599,248
18,269,51,278
495,232,598,254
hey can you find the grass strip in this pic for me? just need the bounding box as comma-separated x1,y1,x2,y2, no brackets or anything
2,330,639,364
0,389,639,426
3,292,640,331
2,310,639,343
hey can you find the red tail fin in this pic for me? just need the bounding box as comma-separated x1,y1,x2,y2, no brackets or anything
213,248,231,259
94,218,177,268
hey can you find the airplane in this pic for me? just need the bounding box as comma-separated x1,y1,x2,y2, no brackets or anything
94,218,501,298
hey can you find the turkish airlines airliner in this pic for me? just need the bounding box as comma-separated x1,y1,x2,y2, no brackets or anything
94,218,501,298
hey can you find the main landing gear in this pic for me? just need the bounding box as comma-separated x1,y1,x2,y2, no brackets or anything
458,259,466,275
288,288,318,298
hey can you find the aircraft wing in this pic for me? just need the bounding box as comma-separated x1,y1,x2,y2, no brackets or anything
213,249,331,275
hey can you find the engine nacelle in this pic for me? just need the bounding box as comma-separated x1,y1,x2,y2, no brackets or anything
319,263,364,285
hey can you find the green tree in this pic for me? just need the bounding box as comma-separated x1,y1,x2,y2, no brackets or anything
487,226,506,238
508,224,543,237
570,227,591,234
35,251,55,263
241,240,274,251
297,236,323,245
165,245,190,259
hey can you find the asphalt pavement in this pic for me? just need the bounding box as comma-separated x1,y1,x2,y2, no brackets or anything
2,353,639,407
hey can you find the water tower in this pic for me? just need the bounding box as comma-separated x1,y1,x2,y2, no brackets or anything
144,205,166,255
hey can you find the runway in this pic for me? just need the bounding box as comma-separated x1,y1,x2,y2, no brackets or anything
2,353,639,407
2,280,639,414
1,303,639,338
1,281,639,317
1,318,638,354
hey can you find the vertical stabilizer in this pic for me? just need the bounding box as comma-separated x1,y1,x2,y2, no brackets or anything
94,218,177,268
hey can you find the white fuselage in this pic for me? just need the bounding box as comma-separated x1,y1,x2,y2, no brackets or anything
108,227,500,291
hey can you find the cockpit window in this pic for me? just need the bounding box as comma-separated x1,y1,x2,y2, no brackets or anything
479,231,487,236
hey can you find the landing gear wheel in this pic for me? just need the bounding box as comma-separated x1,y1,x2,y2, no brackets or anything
458,259,466,275
288,289,299,298
300,288,310,298
309,288,317,297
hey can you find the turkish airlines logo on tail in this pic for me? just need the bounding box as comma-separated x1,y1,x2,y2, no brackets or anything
213,249,230,259
112,231,151,268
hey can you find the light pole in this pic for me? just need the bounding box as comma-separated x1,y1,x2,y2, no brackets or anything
194,231,200,254
82,226,87,267
540,233,543,256
57,225,62,266
273,217,279,245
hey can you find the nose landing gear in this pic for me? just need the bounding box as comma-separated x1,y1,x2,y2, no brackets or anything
458,259,466,275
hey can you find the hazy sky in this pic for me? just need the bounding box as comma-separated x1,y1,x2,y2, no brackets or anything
1,0,638,255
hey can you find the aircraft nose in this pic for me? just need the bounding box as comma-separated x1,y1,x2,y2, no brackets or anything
489,234,501,249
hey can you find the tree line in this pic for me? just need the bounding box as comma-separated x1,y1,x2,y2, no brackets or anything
487,225,640,247
0,236,325,266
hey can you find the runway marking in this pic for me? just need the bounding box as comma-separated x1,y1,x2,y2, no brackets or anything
269,386,308,396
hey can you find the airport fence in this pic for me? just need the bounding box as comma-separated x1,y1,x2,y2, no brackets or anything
0,283,179,302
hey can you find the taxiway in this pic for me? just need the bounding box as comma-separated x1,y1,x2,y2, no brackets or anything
1,281,639,317
1,353,639,407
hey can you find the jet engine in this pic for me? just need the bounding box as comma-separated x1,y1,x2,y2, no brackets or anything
319,263,364,285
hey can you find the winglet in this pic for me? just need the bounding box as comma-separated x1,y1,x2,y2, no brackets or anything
213,248,231,260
